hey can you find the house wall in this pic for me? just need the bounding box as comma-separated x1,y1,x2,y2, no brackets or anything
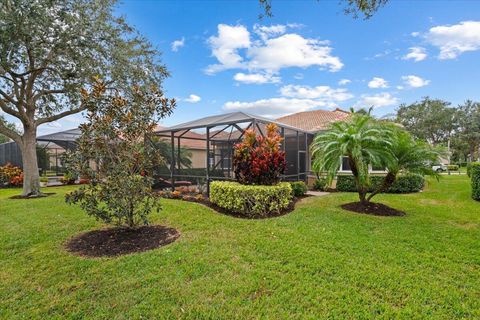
190,149,207,168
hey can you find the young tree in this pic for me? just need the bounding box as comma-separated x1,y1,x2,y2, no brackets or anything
0,0,168,196
311,114,393,205
367,127,442,202
65,79,175,228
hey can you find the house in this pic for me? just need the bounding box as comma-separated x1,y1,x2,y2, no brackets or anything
154,109,351,191
0,108,352,190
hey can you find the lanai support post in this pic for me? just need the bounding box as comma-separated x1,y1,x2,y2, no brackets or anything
206,126,211,197
296,131,300,181
170,131,175,192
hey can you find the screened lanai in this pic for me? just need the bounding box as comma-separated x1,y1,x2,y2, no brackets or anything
0,128,81,175
153,111,314,194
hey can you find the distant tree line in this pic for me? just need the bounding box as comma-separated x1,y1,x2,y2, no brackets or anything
395,97,480,163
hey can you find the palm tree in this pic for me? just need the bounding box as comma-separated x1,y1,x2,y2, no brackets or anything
151,138,193,169
367,127,442,201
311,114,393,205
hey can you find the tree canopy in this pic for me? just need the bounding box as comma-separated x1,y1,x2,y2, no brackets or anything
258,0,389,19
0,0,169,196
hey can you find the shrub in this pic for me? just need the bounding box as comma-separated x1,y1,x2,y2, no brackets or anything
290,181,308,197
9,173,24,187
336,174,424,193
447,164,459,171
210,181,292,217
471,163,480,201
233,123,286,185
313,178,327,191
0,163,23,187
467,162,479,177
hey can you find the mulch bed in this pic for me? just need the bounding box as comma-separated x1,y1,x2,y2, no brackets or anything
340,202,405,217
65,225,180,258
9,192,56,199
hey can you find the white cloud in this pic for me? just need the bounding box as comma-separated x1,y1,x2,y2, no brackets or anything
171,37,185,52
233,72,280,84
223,98,332,118
205,24,251,74
411,31,420,37
426,21,480,59
280,85,353,101
205,23,343,75
222,83,353,118
402,47,427,62
184,94,201,103
294,73,304,80
368,77,389,89
253,24,287,40
338,79,351,85
248,33,343,72
401,75,430,88
355,93,398,109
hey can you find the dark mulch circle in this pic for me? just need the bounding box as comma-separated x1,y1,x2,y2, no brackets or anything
65,225,180,258
9,192,56,199
341,202,405,217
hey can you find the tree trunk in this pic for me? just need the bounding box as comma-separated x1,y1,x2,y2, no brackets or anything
20,127,41,197
367,171,396,202
348,156,368,205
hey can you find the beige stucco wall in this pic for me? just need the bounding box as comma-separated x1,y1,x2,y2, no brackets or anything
190,149,207,168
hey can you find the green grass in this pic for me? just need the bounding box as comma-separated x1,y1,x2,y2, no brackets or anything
0,176,479,319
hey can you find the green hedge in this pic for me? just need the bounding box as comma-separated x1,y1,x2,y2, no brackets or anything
290,181,307,197
210,181,293,217
467,162,480,178
447,164,459,171
471,163,480,201
336,174,425,193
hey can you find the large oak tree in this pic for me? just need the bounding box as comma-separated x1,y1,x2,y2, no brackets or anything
0,0,168,196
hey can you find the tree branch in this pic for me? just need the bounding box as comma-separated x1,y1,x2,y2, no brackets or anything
36,105,86,125
0,98,21,119
0,121,22,144
32,89,67,104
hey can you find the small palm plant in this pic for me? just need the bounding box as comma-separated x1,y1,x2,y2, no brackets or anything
367,127,443,201
311,113,393,205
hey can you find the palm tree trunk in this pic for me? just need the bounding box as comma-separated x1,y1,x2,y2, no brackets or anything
348,156,369,205
367,171,396,202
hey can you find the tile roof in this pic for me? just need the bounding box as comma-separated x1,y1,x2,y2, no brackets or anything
275,108,350,132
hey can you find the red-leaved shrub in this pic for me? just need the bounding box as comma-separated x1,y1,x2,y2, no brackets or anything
0,163,23,187
233,123,286,185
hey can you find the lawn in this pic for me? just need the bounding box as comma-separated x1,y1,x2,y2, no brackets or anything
0,175,479,319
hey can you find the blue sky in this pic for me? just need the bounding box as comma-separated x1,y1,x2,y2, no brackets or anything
38,0,480,134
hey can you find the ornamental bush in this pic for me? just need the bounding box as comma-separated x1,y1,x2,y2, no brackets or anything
447,164,459,171
210,181,292,217
290,181,308,197
313,178,327,191
233,123,286,185
0,163,23,187
336,174,424,193
467,162,480,177
471,163,480,201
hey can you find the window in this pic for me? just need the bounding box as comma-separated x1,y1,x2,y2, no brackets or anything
341,156,351,172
